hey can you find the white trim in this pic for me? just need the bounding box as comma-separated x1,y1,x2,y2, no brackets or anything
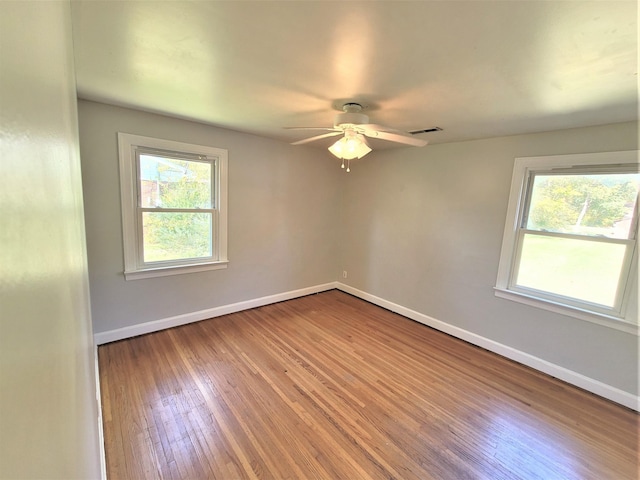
494,287,638,335
94,346,107,480
217,151,228,263
117,132,229,279
336,283,639,411
94,282,338,345
124,260,228,280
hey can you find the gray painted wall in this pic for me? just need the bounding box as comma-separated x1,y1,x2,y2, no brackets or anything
0,2,102,478
78,100,343,335
79,99,638,397
340,122,638,395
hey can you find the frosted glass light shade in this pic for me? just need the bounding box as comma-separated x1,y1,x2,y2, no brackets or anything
328,134,371,160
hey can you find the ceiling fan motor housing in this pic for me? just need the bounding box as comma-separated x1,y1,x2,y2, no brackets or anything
334,112,369,127
334,102,369,127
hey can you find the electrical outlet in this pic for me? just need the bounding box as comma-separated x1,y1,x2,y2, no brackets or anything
342,270,348,279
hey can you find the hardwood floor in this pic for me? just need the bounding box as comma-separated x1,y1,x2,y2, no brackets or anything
98,290,638,479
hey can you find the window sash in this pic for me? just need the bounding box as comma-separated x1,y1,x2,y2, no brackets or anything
509,229,636,317
494,150,639,332
134,149,218,269
137,210,218,268
510,163,638,317
135,149,216,209
520,168,639,240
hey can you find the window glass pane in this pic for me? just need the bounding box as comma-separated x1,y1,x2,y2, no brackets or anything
515,233,626,308
526,172,639,239
142,212,212,263
139,154,212,208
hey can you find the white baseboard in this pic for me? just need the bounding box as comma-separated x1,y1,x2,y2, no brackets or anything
336,282,639,412
94,280,638,411
94,345,107,480
94,282,337,345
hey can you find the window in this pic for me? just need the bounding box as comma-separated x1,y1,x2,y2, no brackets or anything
495,151,639,331
118,133,228,280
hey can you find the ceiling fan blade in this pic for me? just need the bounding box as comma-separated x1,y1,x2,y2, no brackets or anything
362,129,428,147
291,131,342,146
358,123,406,134
285,127,339,131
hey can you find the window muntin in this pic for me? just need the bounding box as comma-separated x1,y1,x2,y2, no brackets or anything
495,151,639,331
118,133,228,280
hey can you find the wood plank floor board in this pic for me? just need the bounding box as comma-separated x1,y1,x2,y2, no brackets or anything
99,290,638,479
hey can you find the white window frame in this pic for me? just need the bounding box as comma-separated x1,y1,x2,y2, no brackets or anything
495,150,638,334
118,133,228,280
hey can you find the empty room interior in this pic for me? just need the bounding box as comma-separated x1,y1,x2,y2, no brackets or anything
1,1,638,479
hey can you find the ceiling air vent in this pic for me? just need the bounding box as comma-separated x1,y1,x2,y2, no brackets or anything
409,127,442,135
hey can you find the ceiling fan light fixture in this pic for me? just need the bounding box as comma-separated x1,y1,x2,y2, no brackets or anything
328,132,371,160
289,100,429,171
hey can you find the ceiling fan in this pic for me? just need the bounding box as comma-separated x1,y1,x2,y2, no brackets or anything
288,102,430,172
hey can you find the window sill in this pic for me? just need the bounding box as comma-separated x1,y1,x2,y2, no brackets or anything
124,260,228,280
494,287,638,335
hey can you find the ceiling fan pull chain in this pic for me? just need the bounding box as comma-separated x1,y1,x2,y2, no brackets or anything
346,159,351,173
341,158,345,169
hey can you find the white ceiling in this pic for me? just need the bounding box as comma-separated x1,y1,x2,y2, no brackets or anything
71,1,638,149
